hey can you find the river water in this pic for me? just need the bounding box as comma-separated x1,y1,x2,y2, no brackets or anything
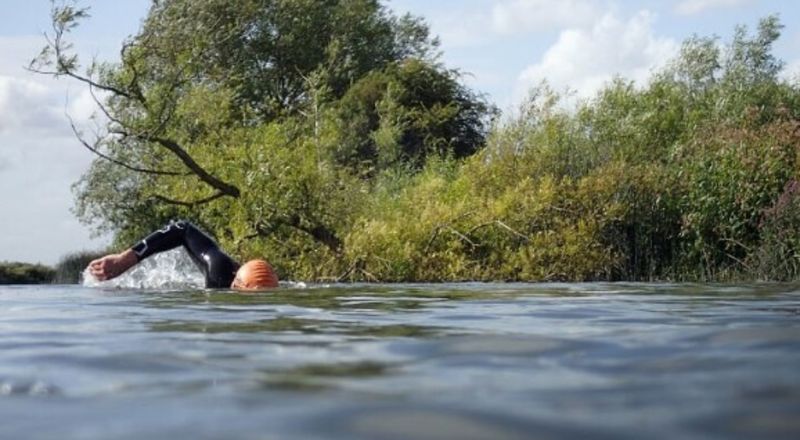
1,278,799,439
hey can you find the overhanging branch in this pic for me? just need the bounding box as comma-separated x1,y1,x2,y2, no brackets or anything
151,192,226,207
148,135,241,198
66,113,183,176
26,3,146,105
256,215,342,253
34,1,240,201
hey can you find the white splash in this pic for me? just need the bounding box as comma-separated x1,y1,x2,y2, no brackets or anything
81,248,205,289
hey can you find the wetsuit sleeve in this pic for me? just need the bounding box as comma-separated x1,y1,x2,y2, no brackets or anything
130,220,240,288
131,221,187,260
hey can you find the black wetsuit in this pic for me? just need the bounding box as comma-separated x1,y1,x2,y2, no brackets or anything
131,220,240,288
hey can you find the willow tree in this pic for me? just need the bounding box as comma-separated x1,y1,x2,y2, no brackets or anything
30,0,447,253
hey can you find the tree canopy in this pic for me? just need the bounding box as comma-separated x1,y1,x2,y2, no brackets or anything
32,0,492,255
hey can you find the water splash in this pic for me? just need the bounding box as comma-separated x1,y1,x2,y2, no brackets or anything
81,249,309,289
82,249,205,289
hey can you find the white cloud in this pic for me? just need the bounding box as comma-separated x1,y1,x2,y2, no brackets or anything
0,124,109,264
0,37,108,264
0,75,65,135
674,0,754,16
516,11,678,102
782,59,800,83
0,36,42,76
388,1,494,49
67,87,105,125
429,11,492,49
0,35,102,130
491,0,604,35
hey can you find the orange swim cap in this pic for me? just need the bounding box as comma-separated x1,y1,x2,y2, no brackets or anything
232,259,279,290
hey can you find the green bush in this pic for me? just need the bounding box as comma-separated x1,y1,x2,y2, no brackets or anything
0,262,55,284
747,180,800,281
337,15,800,282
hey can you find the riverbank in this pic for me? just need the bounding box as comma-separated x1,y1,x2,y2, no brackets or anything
0,251,104,284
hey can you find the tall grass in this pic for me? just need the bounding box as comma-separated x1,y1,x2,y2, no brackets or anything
53,250,107,284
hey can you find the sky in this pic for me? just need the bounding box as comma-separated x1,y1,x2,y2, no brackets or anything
1,0,799,265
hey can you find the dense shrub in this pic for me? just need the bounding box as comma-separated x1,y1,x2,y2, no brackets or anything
0,262,55,284
339,15,800,282
747,180,800,280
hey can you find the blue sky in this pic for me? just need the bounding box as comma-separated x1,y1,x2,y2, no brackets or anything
1,0,799,264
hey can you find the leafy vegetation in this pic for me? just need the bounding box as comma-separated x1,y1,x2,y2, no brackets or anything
0,262,55,284
0,251,106,285
33,3,800,282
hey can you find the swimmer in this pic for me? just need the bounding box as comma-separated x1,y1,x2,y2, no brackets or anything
87,220,278,290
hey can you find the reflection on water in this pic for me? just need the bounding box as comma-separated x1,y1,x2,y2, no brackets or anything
1,283,799,440
151,317,439,338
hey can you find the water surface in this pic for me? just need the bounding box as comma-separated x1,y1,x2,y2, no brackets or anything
1,282,799,439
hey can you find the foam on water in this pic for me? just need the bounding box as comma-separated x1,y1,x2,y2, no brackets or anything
81,248,205,289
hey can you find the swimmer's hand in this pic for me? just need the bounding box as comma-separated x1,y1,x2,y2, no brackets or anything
87,249,139,281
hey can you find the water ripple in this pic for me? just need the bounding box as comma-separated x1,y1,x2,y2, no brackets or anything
1,283,799,439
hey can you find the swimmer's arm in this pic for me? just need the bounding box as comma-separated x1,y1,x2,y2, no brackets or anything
87,221,195,281
87,249,139,281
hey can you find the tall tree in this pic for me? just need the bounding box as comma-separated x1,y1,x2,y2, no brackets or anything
30,0,448,250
